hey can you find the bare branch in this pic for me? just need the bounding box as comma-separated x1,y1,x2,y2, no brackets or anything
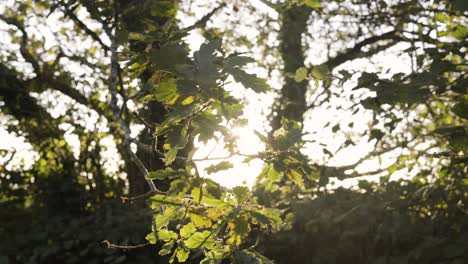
326,30,403,70
104,10,158,198
0,15,40,74
101,240,150,250
170,3,226,40
129,137,257,162
61,4,110,52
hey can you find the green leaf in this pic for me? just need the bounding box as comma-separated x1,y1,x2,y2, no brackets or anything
181,96,195,105
228,217,251,246
331,124,340,133
435,13,448,22
191,187,201,203
116,29,129,44
232,217,250,236
289,169,304,187
232,186,250,204
192,113,222,143
204,179,223,198
164,125,188,156
190,213,212,228
156,207,178,229
449,132,468,152
180,223,197,238
294,67,308,82
151,194,184,207
145,232,156,244
154,78,178,104
159,241,175,256
201,196,228,207
248,210,270,226
159,247,172,256
193,41,220,87
176,247,190,262
267,165,283,182
311,64,330,80
369,129,384,141
150,1,177,17
147,168,181,180
453,25,468,40
195,40,220,68
185,231,213,249
158,229,178,242
218,100,243,119
225,55,255,70
206,207,225,221
128,32,145,40
453,98,468,119
228,68,271,93
254,130,269,143
226,55,254,67
259,208,281,229
304,0,321,8
434,126,468,152
232,118,249,127
149,45,188,70
205,161,234,174
165,148,179,166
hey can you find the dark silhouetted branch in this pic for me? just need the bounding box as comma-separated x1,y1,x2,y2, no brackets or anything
326,30,403,70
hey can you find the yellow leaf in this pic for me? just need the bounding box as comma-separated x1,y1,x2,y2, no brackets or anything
128,32,145,40
191,187,201,203
181,96,195,105
206,208,224,221
190,213,212,228
289,169,304,187
165,94,179,105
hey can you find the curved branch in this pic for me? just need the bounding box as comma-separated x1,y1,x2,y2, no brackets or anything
0,15,40,74
104,10,159,199
326,30,403,70
61,3,110,52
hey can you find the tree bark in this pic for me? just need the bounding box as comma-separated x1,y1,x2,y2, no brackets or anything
270,6,312,132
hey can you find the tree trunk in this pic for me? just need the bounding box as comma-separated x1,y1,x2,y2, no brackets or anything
270,6,312,132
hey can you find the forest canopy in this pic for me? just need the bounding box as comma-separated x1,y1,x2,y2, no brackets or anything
0,0,467,263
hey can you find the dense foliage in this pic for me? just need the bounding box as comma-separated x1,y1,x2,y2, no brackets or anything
0,0,466,263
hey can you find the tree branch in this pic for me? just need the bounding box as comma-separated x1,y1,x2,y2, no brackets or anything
61,4,110,52
326,30,403,70
0,15,40,74
104,8,159,200
170,3,226,40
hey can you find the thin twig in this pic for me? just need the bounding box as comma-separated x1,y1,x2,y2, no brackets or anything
101,240,150,250
104,6,158,199
61,4,110,52
169,3,226,40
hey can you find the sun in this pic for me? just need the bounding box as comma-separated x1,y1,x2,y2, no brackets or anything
192,124,265,188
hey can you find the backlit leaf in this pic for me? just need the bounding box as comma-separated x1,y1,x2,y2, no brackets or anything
185,231,213,249
146,232,156,244
294,67,308,82
228,68,270,93
268,165,283,182
190,213,212,228
311,64,330,80
205,161,234,174
180,223,196,238
175,247,190,262
232,186,250,204
147,168,182,180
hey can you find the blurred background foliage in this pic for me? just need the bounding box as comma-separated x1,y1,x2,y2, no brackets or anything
0,0,466,263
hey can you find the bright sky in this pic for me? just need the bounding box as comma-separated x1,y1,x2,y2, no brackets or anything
0,0,416,189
